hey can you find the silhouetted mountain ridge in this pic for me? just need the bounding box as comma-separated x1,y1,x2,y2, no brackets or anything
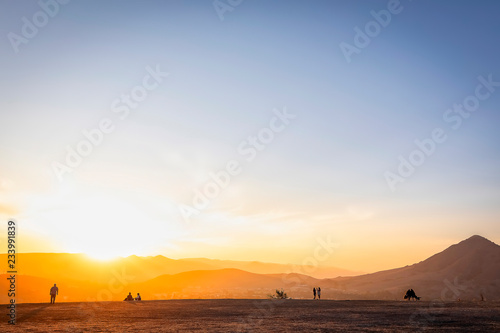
2,235,499,302
0,252,359,284
411,235,499,279
327,235,500,300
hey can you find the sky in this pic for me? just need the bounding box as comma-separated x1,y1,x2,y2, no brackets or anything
0,0,499,272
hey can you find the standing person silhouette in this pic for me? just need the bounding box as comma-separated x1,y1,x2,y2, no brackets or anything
50,284,59,304
317,287,321,300
313,287,316,300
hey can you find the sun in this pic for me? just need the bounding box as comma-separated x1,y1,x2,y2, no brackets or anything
83,245,138,261
84,250,121,261
77,232,139,261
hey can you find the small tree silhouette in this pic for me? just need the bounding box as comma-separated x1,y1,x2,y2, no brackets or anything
268,289,288,299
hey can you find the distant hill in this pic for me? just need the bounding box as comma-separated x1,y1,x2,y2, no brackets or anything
326,235,500,300
129,268,323,300
0,253,356,302
181,257,362,278
0,253,359,285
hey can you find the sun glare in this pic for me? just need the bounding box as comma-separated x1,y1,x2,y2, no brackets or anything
84,251,120,261
32,190,153,261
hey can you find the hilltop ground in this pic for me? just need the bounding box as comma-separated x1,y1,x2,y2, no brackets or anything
1,299,499,332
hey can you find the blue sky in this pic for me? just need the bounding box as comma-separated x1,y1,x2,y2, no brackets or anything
0,0,499,271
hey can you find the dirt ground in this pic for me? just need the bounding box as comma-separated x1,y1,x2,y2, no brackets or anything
1,299,499,332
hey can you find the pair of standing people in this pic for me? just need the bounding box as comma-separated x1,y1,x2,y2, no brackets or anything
313,287,321,299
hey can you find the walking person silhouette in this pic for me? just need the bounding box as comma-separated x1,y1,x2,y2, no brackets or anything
50,284,59,304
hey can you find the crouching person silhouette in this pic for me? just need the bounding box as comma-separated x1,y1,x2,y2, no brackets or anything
50,284,59,304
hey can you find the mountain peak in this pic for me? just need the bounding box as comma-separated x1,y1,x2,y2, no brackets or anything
413,235,500,273
457,235,497,248
466,234,489,241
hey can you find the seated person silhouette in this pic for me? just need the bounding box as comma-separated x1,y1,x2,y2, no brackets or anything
135,293,141,301
404,289,420,300
124,292,134,301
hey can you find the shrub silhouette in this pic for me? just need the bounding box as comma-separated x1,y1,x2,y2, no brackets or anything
268,289,288,299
